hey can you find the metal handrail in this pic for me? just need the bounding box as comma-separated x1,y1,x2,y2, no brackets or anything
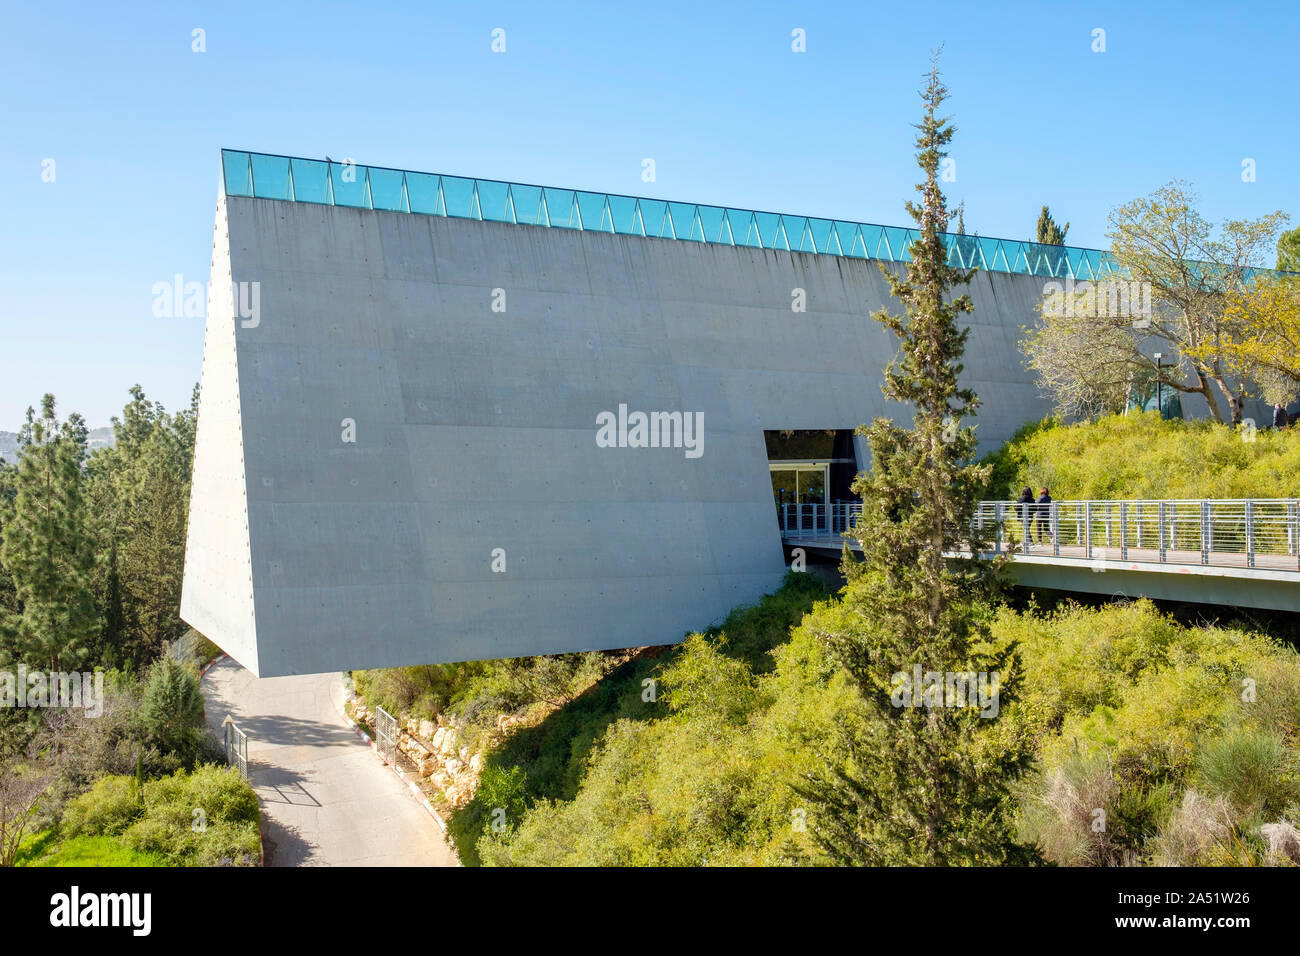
777,498,1300,571
972,498,1300,570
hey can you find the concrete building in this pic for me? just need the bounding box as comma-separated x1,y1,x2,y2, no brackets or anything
182,150,1114,676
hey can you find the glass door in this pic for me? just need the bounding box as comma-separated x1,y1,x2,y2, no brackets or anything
771,465,828,532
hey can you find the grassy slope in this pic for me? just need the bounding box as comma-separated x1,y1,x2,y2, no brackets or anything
16,831,167,867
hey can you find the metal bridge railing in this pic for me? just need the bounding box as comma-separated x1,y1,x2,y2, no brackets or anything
777,498,1300,571
777,502,863,538
972,499,1300,570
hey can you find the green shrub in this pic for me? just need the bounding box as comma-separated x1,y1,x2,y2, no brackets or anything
58,765,258,866
139,656,205,756
61,775,142,837
983,411,1300,500
1196,727,1298,817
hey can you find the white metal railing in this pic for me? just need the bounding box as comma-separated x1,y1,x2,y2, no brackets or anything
777,502,863,537
777,498,1300,571
972,499,1300,570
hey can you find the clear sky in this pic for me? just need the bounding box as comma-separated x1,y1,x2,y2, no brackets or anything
1,0,1295,429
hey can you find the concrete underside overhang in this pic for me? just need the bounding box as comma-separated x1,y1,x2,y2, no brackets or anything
1005,556,1300,612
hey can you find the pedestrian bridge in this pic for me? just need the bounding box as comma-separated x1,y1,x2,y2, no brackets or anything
779,499,1300,612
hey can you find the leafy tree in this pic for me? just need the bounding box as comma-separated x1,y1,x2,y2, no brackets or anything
1208,274,1300,405
1278,226,1300,272
1023,183,1287,423
1106,182,1286,423
796,59,1031,865
1036,205,1069,245
0,396,96,670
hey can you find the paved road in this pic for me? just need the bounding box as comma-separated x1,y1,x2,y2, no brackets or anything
202,657,459,867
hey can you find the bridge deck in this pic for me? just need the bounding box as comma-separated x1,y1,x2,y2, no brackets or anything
784,534,1300,573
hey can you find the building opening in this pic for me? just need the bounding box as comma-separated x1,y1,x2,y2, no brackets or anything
765,429,859,535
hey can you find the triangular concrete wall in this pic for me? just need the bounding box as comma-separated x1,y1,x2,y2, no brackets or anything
179,189,260,673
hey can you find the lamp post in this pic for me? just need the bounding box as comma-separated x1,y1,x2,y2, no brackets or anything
1153,352,1164,418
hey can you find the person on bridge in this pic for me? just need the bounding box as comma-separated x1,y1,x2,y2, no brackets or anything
1033,487,1053,544
1016,487,1035,547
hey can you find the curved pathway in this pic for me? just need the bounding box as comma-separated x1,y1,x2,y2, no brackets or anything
202,657,458,867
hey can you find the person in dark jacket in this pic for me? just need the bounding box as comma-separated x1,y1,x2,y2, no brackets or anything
1274,404,1289,430
1015,487,1034,547
1033,487,1053,544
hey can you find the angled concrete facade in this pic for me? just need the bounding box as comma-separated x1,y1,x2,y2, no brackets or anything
182,168,1059,677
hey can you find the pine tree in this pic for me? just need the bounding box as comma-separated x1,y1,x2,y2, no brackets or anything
0,395,97,670
100,541,127,670
85,386,194,669
797,58,1032,865
1036,205,1069,245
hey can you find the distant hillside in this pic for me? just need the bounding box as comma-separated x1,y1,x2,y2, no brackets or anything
0,426,115,463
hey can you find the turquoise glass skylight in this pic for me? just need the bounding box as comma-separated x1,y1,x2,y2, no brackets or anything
222,148,1121,279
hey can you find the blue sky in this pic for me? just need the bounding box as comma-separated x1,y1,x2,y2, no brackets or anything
1,0,1296,429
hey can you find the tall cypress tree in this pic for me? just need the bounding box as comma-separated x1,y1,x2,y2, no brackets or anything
1036,205,1069,245
798,59,1031,865
0,395,97,670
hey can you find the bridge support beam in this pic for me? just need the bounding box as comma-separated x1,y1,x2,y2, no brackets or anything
1006,559,1300,613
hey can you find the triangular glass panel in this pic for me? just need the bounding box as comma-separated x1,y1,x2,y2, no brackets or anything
1009,242,1032,275
609,195,640,235
831,222,858,257
289,158,330,204
638,200,668,237
477,180,511,222
804,218,832,254
731,211,760,248
441,176,476,218
1065,247,1086,279
848,225,869,258
696,205,725,243
769,216,791,251
575,192,609,232
543,189,579,228
688,208,707,242
793,218,815,252
369,168,407,212
882,226,909,261
1078,251,1097,279
715,210,735,245
222,150,254,197
329,161,368,208
251,154,291,200
754,212,780,248
511,184,545,225
668,203,696,239
989,240,1010,272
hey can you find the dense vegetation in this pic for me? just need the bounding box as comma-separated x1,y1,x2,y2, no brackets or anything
431,68,1300,868
984,411,1300,500
453,576,1300,866
0,386,195,673
354,651,617,756
0,386,258,868
19,764,259,867
447,572,831,864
